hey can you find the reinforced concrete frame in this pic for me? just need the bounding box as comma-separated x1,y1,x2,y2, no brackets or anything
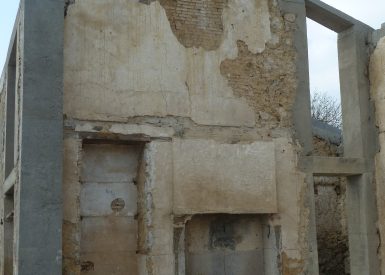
0,0,64,274
287,0,380,274
0,0,382,274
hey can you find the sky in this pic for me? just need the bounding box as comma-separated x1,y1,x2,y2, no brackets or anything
307,0,385,100
0,1,19,73
0,0,385,100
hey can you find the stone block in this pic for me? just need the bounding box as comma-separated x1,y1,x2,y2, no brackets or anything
172,139,277,214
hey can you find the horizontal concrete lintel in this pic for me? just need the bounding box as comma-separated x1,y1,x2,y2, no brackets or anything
305,156,367,176
4,167,16,195
305,0,370,32
80,132,153,143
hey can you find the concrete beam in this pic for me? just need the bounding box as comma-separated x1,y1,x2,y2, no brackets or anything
305,0,370,33
3,168,16,196
309,156,367,176
14,0,64,274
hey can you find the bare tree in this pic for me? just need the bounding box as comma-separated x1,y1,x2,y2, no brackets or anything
311,91,342,129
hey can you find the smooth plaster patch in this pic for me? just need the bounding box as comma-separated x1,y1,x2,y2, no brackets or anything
172,138,277,214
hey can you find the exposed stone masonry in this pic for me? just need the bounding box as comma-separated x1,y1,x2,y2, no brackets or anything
220,0,297,128
160,0,227,50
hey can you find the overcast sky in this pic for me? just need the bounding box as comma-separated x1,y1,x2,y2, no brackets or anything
307,0,385,100
0,1,19,73
1,1,384,101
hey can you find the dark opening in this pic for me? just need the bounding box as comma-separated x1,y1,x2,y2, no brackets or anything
314,176,350,275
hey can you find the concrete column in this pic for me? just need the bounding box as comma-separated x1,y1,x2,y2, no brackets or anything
338,24,380,275
278,1,319,274
13,1,64,274
4,42,16,180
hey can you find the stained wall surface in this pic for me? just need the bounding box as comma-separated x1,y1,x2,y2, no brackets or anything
185,215,265,275
80,144,142,274
370,36,385,274
172,139,277,214
62,0,311,274
2,0,385,274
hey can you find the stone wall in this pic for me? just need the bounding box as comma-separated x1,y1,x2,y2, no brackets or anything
63,0,311,274
313,135,349,275
314,176,349,275
0,0,383,274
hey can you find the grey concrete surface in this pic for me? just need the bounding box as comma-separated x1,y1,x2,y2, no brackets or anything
371,23,385,46
5,41,16,179
338,23,380,275
305,0,371,32
279,1,319,273
14,0,64,274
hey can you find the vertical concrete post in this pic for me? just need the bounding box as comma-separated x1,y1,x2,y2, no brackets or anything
278,1,319,274
5,42,16,180
338,24,380,275
13,0,64,274
137,141,175,275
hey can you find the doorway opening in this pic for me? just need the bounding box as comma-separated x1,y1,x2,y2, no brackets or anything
314,175,350,275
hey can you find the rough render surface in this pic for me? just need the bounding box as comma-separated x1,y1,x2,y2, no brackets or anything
370,36,385,274
220,0,297,128
62,0,312,274
80,144,141,274
64,0,276,126
272,138,309,274
63,137,82,275
172,139,277,214
137,141,174,275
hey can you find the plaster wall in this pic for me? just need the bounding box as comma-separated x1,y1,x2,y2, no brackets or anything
172,139,277,214
184,215,265,275
80,144,142,274
63,0,311,274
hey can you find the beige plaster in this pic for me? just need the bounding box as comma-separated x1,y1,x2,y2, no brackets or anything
64,0,272,126
172,138,277,214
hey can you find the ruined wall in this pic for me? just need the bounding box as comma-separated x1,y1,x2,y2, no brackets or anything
63,0,311,274
0,13,22,273
313,136,349,275
184,215,265,275
63,0,297,128
314,176,349,275
370,36,385,274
